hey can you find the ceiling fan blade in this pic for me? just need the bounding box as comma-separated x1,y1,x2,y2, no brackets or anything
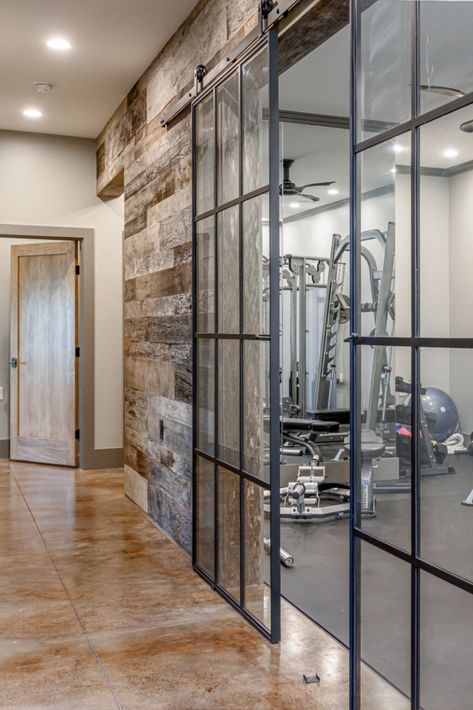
300,193,320,203
299,181,335,190
419,84,465,98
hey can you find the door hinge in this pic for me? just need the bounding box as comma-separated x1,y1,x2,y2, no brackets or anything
75,265,80,275
75,429,80,441
75,346,80,357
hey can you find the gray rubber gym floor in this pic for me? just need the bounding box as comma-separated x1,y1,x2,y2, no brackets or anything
278,455,473,709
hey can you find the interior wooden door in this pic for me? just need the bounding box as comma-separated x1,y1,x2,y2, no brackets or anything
10,241,78,466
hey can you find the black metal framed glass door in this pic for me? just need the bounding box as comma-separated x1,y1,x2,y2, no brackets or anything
192,32,280,642
350,0,473,708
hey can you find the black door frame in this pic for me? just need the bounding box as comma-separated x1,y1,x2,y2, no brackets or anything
349,1,473,708
191,30,281,643
188,0,473,700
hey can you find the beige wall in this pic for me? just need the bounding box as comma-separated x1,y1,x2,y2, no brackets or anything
0,130,124,451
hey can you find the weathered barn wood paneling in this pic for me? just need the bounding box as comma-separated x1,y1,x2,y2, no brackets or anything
97,0,259,550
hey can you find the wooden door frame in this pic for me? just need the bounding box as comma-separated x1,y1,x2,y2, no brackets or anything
0,224,121,469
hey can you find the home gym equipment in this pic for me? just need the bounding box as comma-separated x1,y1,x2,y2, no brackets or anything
263,537,295,567
278,223,396,521
373,376,455,493
281,224,395,420
281,252,335,417
421,387,459,442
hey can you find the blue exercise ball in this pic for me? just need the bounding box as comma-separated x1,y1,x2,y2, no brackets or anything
421,387,459,442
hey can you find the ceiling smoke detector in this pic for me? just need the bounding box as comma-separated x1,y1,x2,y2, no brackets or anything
34,82,54,93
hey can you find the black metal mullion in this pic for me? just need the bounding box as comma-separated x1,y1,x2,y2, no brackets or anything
195,448,271,489
268,29,281,644
411,2,421,706
213,83,220,588
354,89,473,156
238,62,246,612
353,336,473,349
195,184,270,222
353,527,473,596
191,101,198,569
195,332,271,341
350,0,361,703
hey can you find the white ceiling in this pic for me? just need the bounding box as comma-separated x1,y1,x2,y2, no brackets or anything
0,0,198,139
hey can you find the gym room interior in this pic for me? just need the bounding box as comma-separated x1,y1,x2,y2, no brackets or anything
1,1,472,709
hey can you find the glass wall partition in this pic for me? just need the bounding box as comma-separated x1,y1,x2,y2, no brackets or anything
352,1,473,708
277,9,351,662
192,34,281,642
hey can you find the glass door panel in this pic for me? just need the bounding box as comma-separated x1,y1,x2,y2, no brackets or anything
192,33,280,641
352,2,473,708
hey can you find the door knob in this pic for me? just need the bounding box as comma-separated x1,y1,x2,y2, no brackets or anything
9,357,17,368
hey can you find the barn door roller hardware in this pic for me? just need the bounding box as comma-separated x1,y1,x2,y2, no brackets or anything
194,64,208,96
159,0,301,127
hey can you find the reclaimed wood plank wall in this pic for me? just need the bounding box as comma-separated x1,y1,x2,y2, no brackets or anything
96,0,259,550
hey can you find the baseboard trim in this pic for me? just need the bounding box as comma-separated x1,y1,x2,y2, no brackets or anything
0,439,10,459
124,464,149,513
82,447,124,470
0,440,122,468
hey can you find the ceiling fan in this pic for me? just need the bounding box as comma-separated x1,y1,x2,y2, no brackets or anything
279,158,335,203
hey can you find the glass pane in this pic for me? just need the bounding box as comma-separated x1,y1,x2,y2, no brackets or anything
196,217,215,333
243,341,270,482
360,543,411,707
359,132,411,337
217,466,240,600
243,194,269,335
420,105,473,337
217,205,239,334
420,1,473,115
279,121,350,415
420,348,473,583
217,72,239,205
196,339,215,456
242,47,269,194
277,16,351,652
195,456,215,579
420,572,473,710
359,0,412,141
218,339,240,468
195,92,214,215
244,480,271,628
360,345,412,553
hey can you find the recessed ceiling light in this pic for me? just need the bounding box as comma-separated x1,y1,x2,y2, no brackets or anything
392,143,407,154
46,37,71,50
390,167,397,175
327,188,339,196
289,202,301,209
443,148,459,158
23,108,42,118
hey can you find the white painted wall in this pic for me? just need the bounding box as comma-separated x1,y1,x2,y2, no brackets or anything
0,130,123,450
448,168,473,431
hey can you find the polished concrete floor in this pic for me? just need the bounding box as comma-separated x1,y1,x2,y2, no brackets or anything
0,460,407,709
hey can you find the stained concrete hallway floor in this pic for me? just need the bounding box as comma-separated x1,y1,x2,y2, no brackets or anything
0,461,406,709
